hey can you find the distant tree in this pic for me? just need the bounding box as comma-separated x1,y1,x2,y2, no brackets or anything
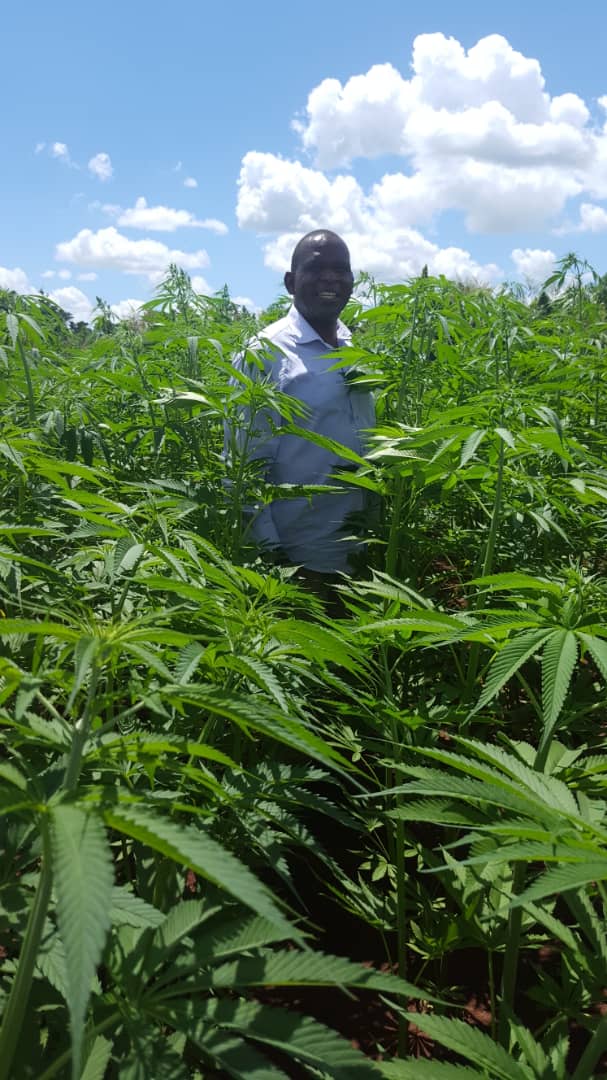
0,288,18,313
92,296,117,336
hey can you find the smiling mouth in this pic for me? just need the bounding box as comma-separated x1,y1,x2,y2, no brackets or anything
318,291,338,300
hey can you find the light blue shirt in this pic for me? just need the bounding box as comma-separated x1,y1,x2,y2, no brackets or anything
227,305,375,572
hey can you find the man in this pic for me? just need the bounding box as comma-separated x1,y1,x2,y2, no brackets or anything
228,230,375,578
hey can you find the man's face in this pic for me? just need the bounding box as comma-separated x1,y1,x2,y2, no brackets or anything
285,236,354,325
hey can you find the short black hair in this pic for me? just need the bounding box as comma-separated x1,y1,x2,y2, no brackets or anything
290,230,349,273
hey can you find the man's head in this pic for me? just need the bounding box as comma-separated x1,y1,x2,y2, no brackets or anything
284,230,353,329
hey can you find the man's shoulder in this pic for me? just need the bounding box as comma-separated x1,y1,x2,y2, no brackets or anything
255,313,293,346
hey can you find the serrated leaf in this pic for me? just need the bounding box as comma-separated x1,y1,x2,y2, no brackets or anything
541,629,577,734
154,898,218,950
104,805,297,941
474,629,552,713
380,1060,483,1079
173,641,205,684
50,805,114,1080
116,1035,188,1080
190,948,423,1001
399,1013,528,1079
110,885,165,928
80,1035,112,1080
226,655,289,710
460,428,487,467
67,636,98,711
512,861,607,905
0,761,27,791
162,997,383,1078
469,573,561,595
116,541,145,574
199,1029,290,1079
578,633,607,681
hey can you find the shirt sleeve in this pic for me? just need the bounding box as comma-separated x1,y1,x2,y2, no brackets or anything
224,341,283,550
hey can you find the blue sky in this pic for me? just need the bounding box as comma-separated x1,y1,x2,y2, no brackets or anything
2,0,607,321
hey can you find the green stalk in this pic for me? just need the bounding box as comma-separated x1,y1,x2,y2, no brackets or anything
63,663,100,793
36,1011,122,1080
499,724,559,1047
465,436,505,699
488,950,497,1042
17,338,36,422
497,860,525,1047
385,477,405,582
571,1018,607,1080
0,660,103,1077
0,821,53,1080
383,522,410,1057
394,813,407,1058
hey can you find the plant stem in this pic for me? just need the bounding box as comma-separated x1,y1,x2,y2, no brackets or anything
17,338,36,422
499,721,558,1047
488,950,497,1042
571,1018,607,1080
63,663,100,794
498,860,525,1047
0,820,53,1080
36,1011,122,1080
465,435,505,700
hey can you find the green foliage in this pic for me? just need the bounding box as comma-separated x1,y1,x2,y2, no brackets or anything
1,262,607,1076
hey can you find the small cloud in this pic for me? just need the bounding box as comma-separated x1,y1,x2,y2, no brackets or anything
184,177,198,188
50,142,78,168
35,141,46,154
199,217,229,236
111,298,145,320
88,152,113,181
41,270,56,280
174,161,183,172
48,286,93,323
511,247,557,282
576,202,607,233
57,269,72,280
56,225,209,281
78,272,98,281
0,266,33,292
233,295,260,314
105,195,227,234
94,201,120,217
191,274,213,295
51,141,70,161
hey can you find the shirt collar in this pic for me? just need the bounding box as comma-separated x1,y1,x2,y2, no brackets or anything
286,304,351,347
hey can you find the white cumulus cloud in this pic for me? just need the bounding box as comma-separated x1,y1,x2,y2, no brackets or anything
261,32,607,238
511,248,557,283
55,226,210,281
111,298,145,320
236,32,607,283
107,196,228,234
51,142,71,162
233,295,261,314
77,272,98,281
184,177,198,188
576,202,607,232
237,151,500,283
48,286,93,323
191,274,213,295
88,152,113,181
0,266,33,292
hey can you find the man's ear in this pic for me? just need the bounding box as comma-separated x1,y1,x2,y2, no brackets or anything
284,271,294,295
